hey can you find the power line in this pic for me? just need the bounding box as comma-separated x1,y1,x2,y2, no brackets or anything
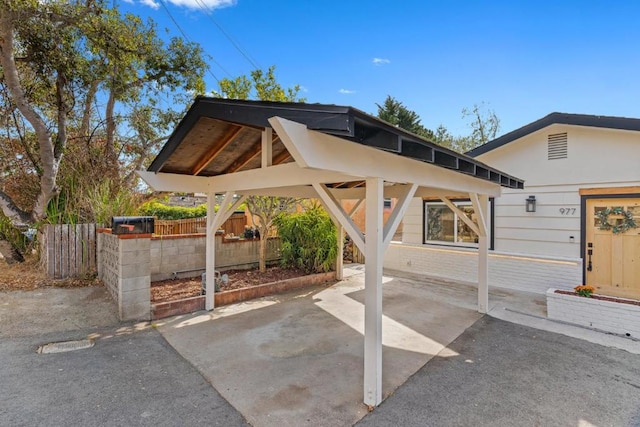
157,0,223,84
193,0,261,70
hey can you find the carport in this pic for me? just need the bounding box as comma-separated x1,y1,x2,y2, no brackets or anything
138,97,523,406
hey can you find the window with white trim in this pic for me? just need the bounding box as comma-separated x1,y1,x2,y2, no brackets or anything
423,200,492,247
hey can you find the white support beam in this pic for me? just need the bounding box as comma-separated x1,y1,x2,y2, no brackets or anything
364,177,384,407
383,184,417,250
211,192,247,233
329,185,469,201
469,192,488,237
137,171,210,193
471,193,490,314
312,183,365,254
261,127,273,168
440,197,480,236
211,192,234,233
210,163,360,193
231,184,469,201
205,192,216,311
269,116,502,197
348,199,364,216
205,191,247,311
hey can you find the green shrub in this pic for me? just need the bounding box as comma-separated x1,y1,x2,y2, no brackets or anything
275,205,337,273
137,201,208,220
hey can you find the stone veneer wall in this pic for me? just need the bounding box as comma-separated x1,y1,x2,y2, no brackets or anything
97,231,151,321
150,234,281,281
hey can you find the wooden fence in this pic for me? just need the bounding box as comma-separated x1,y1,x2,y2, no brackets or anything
351,242,365,263
41,223,97,279
153,212,247,237
40,213,247,279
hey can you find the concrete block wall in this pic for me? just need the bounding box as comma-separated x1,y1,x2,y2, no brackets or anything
150,235,206,281
97,231,151,321
384,243,582,294
97,232,119,301
547,289,640,338
98,231,284,320
150,234,281,281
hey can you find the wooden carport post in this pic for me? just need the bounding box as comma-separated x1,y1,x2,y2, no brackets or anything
205,191,247,310
205,192,217,310
364,177,383,406
471,193,490,313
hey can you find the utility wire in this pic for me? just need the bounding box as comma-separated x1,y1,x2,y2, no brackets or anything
194,0,261,70
157,0,223,83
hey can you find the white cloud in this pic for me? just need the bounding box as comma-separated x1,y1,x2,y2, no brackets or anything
140,0,160,9
163,0,236,9
339,89,356,94
372,57,390,66
298,85,308,93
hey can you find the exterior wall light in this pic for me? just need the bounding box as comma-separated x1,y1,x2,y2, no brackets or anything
525,195,536,213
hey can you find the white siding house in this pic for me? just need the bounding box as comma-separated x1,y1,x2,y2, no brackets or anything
385,113,640,297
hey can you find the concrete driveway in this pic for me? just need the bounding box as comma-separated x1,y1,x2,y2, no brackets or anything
358,316,640,427
156,267,485,427
4,270,640,426
0,286,248,426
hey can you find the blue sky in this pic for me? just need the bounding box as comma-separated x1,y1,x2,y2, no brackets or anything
120,0,640,137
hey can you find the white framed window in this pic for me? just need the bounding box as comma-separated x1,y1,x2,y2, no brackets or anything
423,200,492,248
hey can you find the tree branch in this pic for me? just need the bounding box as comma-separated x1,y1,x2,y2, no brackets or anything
0,189,32,226
0,12,60,222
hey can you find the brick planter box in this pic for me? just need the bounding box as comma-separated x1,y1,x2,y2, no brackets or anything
151,271,336,320
151,295,205,320
546,288,640,338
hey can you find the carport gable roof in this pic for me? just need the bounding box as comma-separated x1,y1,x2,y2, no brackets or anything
147,97,524,191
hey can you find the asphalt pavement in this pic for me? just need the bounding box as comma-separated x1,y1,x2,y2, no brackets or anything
0,326,248,426
357,316,640,427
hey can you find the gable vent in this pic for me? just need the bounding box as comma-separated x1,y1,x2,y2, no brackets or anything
548,132,568,160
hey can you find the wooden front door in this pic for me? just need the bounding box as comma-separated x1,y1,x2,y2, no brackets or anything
585,198,640,299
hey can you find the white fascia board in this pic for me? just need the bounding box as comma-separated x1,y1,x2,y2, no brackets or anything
137,171,211,193
269,117,502,197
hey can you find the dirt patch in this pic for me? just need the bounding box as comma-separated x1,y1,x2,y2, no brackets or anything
0,257,100,292
151,266,310,304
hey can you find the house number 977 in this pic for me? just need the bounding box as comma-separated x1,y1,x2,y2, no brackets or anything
559,208,576,215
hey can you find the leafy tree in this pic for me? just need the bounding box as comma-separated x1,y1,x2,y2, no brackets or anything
376,95,434,139
0,0,206,260
245,196,297,272
376,96,501,153
433,103,500,153
462,102,500,147
214,65,305,102
215,65,303,272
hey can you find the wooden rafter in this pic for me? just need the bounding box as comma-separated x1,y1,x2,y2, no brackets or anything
222,136,262,174
272,149,291,165
223,134,282,174
191,125,243,175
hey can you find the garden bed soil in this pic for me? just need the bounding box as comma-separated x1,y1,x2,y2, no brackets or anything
151,266,310,304
555,290,640,307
